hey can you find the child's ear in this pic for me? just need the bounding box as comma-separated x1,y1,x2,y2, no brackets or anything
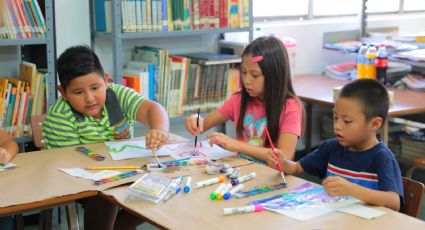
103,72,110,85
57,85,67,100
370,116,383,131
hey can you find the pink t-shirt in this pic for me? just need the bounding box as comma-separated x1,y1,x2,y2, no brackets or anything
218,93,302,147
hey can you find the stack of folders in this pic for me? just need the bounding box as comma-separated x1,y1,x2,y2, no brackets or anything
129,173,174,203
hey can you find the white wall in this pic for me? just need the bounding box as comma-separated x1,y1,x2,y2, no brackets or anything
54,0,91,56
256,13,425,75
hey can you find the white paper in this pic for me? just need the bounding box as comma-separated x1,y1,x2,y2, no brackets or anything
105,140,236,161
0,162,16,172
266,205,334,221
105,140,173,160
336,204,387,219
167,141,236,160
59,168,121,180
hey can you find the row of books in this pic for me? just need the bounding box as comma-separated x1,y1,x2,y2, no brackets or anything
0,0,46,39
0,62,47,137
123,47,241,117
95,0,250,33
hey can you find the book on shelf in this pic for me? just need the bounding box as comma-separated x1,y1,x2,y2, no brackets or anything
181,52,241,65
127,46,241,117
0,62,47,137
94,0,250,33
0,0,46,39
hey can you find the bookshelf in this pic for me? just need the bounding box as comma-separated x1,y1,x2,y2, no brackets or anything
0,0,56,150
90,0,253,85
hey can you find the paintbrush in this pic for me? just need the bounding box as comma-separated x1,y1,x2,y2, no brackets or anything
265,127,287,184
150,148,162,168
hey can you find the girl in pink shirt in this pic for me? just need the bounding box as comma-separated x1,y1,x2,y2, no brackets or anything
185,36,305,167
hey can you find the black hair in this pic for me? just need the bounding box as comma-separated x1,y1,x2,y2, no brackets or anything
339,79,389,124
57,45,105,90
237,36,305,146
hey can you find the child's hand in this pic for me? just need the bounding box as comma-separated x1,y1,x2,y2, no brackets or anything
0,147,12,164
322,176,353,197
184,114,204,136
145,129,169,149
206,132,239,152
265,148,284,170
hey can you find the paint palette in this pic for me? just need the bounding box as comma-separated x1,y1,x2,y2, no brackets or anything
76,146,105,161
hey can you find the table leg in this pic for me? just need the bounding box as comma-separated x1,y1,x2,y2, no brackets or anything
382,119,389,145
66,202,79,230
305,103,312,153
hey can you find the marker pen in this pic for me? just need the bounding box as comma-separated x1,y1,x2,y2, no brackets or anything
223,205,264,215
231,172,257,186
210,183,226,200
223,184,244,200
184,176,192,193
163,176,184,201
216,183,232,200
194,176,225,189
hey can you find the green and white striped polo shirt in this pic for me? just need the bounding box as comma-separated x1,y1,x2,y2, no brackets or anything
42,83,144,149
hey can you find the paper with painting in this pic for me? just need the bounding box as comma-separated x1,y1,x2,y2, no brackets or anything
105,140,236,160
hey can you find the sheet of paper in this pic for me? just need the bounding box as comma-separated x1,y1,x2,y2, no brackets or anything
59,168,121,180
105,140,173,160
0,162,17,172
336,204,387,219
105,140,236,161
166,141,236,160
265,205,334,221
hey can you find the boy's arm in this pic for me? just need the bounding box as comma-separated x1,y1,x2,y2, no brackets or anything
136,100,169,148
0,129,18,163
323,176,400,211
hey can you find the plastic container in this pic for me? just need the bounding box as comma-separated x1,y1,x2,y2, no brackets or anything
281,37,296,79
365,45,377,79
376,44,388,84
356,44,368,79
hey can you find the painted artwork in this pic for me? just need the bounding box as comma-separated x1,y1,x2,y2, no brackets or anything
250,182,359,220
105,140,236,160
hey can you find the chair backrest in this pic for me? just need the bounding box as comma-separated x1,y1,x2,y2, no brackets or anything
30,114,46,148
401,177,425,218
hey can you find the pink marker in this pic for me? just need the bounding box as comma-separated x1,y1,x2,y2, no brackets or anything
223,204,264,215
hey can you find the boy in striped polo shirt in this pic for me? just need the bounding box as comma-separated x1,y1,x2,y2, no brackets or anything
43,45,169,229
276,79,403,211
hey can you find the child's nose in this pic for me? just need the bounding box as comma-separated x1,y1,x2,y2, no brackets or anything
85,92,95,101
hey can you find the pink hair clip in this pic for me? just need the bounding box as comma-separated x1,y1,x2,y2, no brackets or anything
251,55,264,63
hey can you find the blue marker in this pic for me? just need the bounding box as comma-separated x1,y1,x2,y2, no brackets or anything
248,194,282,205
163,176,184,202
184,176,192,193
223,184,244,200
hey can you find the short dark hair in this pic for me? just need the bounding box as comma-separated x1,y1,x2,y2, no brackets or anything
57,45,104,90
340,79,389,123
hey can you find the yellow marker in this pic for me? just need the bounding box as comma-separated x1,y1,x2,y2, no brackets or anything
86,166,140,170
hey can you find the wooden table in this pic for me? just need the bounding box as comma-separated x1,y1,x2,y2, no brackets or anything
0,133,252,229
101,163,425,230
293,75,425,150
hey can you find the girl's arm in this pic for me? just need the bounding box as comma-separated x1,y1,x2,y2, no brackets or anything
207,132,301,170
0,129,18,163
323,176,400,211
185,110,229,136
136,100,170,148
236,132,298,165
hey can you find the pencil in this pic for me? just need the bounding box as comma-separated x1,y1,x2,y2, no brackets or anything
151,148,162,168
264,127,287,184
86,166,140,170
194,108,200,148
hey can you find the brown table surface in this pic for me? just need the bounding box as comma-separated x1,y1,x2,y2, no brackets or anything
0,134,255,216
101,163,425,230
293,75,425,117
